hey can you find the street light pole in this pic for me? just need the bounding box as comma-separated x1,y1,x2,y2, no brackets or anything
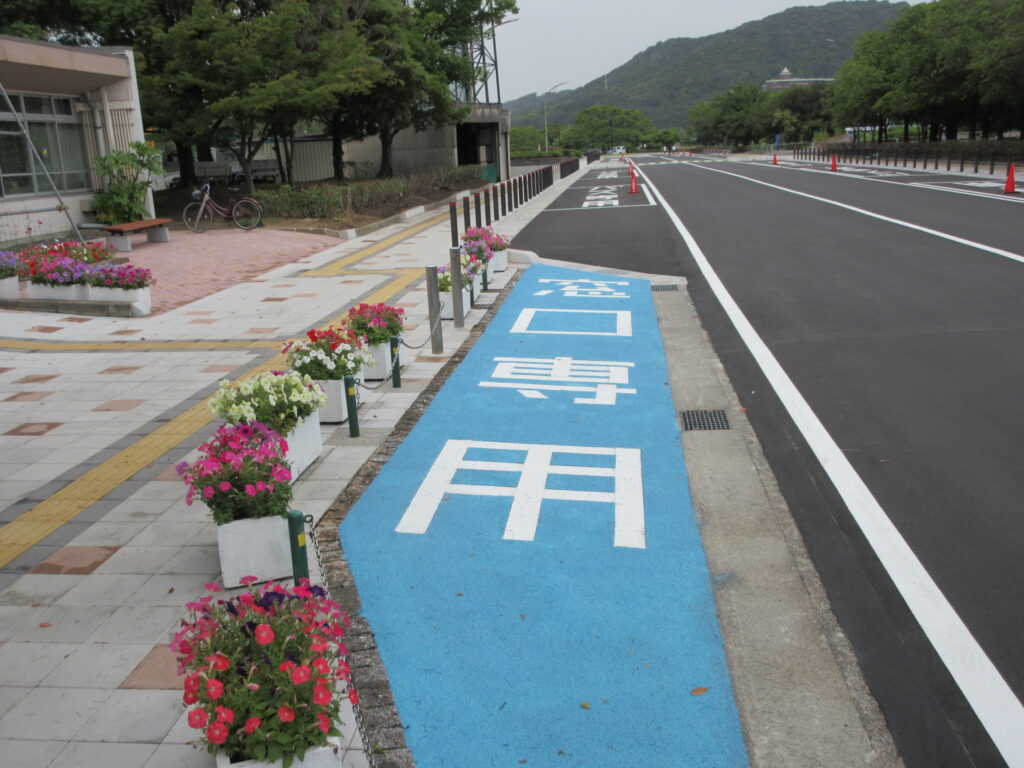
544,81,568,152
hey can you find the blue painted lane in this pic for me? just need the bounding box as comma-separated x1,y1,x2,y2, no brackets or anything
340,264,749,766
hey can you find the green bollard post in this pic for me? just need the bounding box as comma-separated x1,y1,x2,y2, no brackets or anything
482,266,489,292
344,375,359,437
390,337,401,388
287,509,309,582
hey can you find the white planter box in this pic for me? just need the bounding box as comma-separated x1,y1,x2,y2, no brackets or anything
284,411,322,481
89,285,152,316
491,248,508,272
485,261,494,283
26,282,87,301
361,342,392,381
315,379,348,424
439,288,470,320
216,515,292,589
0,276,19,300
472,272,483,296
215,736,342,768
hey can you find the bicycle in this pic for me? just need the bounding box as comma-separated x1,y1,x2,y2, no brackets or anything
182,181,263,232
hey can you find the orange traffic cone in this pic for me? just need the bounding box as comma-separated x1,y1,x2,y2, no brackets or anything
831,154,838,172
620,153,625,163
1004,164,1017,195
772,153,778,165
629,171,639,194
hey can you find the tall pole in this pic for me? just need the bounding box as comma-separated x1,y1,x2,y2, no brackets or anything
544,81,567,153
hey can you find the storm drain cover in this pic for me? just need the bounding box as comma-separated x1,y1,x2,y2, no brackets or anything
651,284,680,292
680,409,730,431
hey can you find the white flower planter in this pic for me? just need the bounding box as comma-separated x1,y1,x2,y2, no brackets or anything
490,248,508,272
485,261,493,283
439,288,470,320
361,342,393,381
283,411,322,481
89,285,152,316
0,276,19,300
472,272,482,297
215,736,342,768
315,379,348,423
26,282,88,301
216,515,292,589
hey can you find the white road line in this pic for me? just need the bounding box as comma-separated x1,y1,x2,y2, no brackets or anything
726,160,1024,205
635,164,1024,766
686,164,1024,264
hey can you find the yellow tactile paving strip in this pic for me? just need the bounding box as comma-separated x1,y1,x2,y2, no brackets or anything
302,212,447,277
0,240,434,566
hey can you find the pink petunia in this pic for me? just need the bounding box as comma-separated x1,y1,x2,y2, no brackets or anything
277,705,296,723
244,717,261,734
290,665,311,685
317,712,331,733
202,486,215,499
206,678,224,699
245,484,257,497
206,721,228,745
215,705,234,724
218,481,232,492
187,708,209,729
255,624,275,645
312,684,331,706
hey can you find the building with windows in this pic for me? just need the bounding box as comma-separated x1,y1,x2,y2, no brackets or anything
761,67,834,92
0,35,146,246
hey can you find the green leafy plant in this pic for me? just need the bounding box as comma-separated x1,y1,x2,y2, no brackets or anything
282,327,375,380
92,142,163,224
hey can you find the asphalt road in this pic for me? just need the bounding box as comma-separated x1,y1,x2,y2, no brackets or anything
512,156,1024,768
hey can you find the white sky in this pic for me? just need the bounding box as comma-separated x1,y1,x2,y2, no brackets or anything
495,0,929,101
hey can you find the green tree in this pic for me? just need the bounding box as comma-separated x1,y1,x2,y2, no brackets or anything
573,105,654,150
510,126,544,151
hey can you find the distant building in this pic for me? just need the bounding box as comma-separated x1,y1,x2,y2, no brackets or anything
762,67,834,92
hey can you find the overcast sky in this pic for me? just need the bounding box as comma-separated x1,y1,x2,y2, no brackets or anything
494,0,928,102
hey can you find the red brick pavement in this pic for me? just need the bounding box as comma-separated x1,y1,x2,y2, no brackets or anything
120,228,339,315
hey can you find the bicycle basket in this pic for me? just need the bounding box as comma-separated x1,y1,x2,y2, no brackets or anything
190,188,203,201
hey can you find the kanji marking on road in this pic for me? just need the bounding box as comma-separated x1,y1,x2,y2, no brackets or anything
478,356,636,405
533,278,631,298
510,308,633,336
395,439,646,548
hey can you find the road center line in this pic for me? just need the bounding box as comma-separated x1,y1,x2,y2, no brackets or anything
688,164,1024,265
635,163,1024,766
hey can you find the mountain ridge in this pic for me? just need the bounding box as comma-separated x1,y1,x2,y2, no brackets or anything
505,1,907,129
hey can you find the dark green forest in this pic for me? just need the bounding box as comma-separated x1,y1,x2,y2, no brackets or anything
506,1,906,130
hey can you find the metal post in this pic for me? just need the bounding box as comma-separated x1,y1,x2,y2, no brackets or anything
449,247,465,328
287,510,309,581
462,196,471,230
424,266,444,353
474,193,482,227
389,337,401,388
500,183,507,216
344,375,359,437
491,186,499,221
449,202,459,248
485,188,492,225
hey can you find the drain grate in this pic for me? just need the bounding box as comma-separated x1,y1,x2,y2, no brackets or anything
651,284,680,292
680,409,730,431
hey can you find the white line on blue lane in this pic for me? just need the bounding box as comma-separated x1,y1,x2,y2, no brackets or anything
339,264,749,767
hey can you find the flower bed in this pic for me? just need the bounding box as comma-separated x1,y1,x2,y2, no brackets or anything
344,303,405,346
170,579,358,765
283,327,374,381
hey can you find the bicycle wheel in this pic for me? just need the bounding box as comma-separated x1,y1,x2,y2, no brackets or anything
231,199,263,230
183,202,213,232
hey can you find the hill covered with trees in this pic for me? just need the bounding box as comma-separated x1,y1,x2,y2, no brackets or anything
506,0,906,130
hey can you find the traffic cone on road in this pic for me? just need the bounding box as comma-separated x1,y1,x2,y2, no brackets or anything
620,153,626,164
629,170,639,194
772,152,778,165
1004,164,1017,195
831,154,838,172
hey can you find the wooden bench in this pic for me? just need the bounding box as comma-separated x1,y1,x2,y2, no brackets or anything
102,218,173,253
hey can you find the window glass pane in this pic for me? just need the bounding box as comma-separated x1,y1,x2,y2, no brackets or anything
58,123,87,172
54,99,74,116
0,124,30,174
28,122,60,172
3,175,35,195
64,171,89,190
23,96,52,115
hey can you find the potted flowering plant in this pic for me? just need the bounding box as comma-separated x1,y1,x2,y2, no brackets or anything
24,254,95,301
460,237,490,300
282,327,374,423
0,252,18,300
344,303,405,381
176,422,294,586
435,265,470,321
171,579,359,767
464,226,509,271
209,371,327,481
87,263,155,315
